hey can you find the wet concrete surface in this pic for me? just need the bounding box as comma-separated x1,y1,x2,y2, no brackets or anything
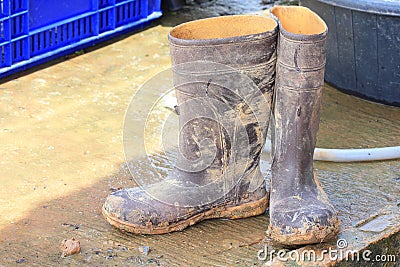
0,1,399,266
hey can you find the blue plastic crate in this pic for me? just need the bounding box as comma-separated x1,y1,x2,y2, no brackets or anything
0,0,162,77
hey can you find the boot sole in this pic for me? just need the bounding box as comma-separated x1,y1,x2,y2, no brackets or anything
102,195,269,234
268,217,340,245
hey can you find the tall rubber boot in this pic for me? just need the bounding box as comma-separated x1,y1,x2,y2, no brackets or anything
102,15,278,234
268,6,340,245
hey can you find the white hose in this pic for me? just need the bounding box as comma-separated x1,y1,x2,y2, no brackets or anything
264,138,400,162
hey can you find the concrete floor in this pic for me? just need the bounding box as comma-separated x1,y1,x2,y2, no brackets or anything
0,3,399,266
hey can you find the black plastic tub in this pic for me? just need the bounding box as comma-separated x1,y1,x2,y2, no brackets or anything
301,0,400,106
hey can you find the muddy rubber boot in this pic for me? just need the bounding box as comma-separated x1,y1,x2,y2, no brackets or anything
268,6,340,245
102,15,278,234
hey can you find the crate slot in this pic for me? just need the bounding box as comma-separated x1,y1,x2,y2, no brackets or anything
0,43,10,67
10,13,26,38
10,0,27,14
116,1,141,26
1,0,9,17
11,37,27,63
0,19,8,43
99,9,114,32
30,15,95,56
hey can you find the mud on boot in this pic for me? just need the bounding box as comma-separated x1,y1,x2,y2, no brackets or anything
103,15,278,234
268,6,340,245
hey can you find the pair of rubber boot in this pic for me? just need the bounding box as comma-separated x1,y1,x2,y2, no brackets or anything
102,6,340,245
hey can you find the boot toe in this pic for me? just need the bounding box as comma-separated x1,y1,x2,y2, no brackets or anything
102,186,203,233
102,188,163,230
269,196,340,245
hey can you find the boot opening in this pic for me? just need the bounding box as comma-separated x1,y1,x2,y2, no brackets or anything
169,15,277,40
271,6,326,35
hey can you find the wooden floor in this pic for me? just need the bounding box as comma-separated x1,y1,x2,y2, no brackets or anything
0,10,399,267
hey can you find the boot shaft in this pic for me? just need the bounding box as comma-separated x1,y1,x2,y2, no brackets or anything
168,16,278,189
271,6,328,196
